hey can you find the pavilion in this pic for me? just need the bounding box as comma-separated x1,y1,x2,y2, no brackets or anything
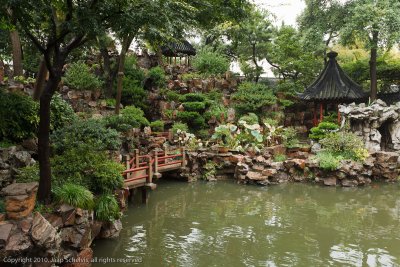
298,51,367,126
161,40,196,66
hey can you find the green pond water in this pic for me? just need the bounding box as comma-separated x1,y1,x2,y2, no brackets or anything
92,181,400,267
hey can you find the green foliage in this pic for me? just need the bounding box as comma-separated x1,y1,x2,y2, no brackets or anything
0,91,39,142
278,99,294,109
238,113,259,125
0,141,15,148
147,66,166,87
320,131,369,162
51,119,121,154
282,127,299,148
309,122,339,141
204,103,227,122
273,154,287,162
192,46,230,75
92,162,124,194
316,152,341,171
124,55,145,82
53,184,94,210
231,82,277,117
183,102,206,112
95,194,121,222
181,72,202,81
16,165,39,183
202,161,217,180
120,80,148,111
64,61,103,91
211,124,238,148
50,93,77,131
262,118,279,127
121,106,150,127
102,115,140,132
165,91,181,102
171,122,189,134
150,120,165,132
177,111,205,129
179,93,206,103
204,90,223,102
105,98,116,107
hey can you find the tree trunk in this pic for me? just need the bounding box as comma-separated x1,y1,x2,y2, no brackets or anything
37,78,58,203
369,31,379,102
115,36,133,114
252,43,260,83
33,58,48,101
99,44,114,98
10,30,23,77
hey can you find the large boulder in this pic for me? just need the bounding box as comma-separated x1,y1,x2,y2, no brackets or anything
2,182,38,220
31,212,61,250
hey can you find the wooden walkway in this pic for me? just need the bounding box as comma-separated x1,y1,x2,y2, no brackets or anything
122,147,186,191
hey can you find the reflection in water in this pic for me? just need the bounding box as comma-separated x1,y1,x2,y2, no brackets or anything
92,181,400,267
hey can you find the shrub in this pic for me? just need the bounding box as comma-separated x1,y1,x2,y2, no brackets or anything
95,194,121,222
16,164,39,183
64,61,103,91
0,91,39,142
165,91,181,102
263,118,279,127
316,152,341,171
50,93,77,131
120,79,148,110
150,120,165,132
177,111,205,129
231,82,277,117
124,55,145,82
181,72,202,81
282,127,299,148
274,154,287,162
51,119,121,154
179,93,206,103
319,131,369,161
147,66,166,87
102,115,140,132
91,162,124,194
278,99,294,109
105,98,116,107
53,184,94,210
171,122,189,134
238,113,259,125
204,90,223,102
192,46,230,75
120,106,149,127
309,122,339,140
204,103,227,121
183,102,206,112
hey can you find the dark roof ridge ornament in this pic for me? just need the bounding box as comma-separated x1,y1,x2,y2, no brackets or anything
327,51,338,59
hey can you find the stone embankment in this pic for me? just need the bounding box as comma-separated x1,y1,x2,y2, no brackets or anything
0,182,122,267
182,146,399,187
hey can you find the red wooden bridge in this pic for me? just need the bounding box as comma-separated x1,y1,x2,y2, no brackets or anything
123,147,186,191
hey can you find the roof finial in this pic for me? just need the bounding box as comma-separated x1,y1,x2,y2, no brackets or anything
327,51,338,59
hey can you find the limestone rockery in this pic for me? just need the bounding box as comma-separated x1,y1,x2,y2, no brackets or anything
181,146,400,187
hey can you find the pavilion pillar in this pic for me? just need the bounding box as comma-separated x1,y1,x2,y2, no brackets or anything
313,102,318,126
319,103,324,123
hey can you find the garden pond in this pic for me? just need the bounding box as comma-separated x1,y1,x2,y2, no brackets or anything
92,180,400,267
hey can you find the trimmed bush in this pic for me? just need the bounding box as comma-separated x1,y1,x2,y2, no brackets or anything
91,162,124,194
120,79,148,111
177,111,206,129
309,122,339,140
231,82,277,116
192,47,230,75
0,91,39,142
165,91,181,102
150,120,165,132
120,106,149,127
179,93,206,103
147,66,166,87
183,102,206,112
320,131,369,161
95,194,121,222
64,61,103,91
53,184,94,210
102,115,140,132
171,122,189,134
51,119,121,153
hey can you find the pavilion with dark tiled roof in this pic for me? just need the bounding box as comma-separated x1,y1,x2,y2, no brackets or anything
161,40,196,66
299,51,367,126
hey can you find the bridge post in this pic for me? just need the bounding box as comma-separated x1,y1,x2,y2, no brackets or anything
181,147,186,167
134,149,139,168
168,129,173,142
154,149,159,174
148,156,153,184
125,155,131,180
